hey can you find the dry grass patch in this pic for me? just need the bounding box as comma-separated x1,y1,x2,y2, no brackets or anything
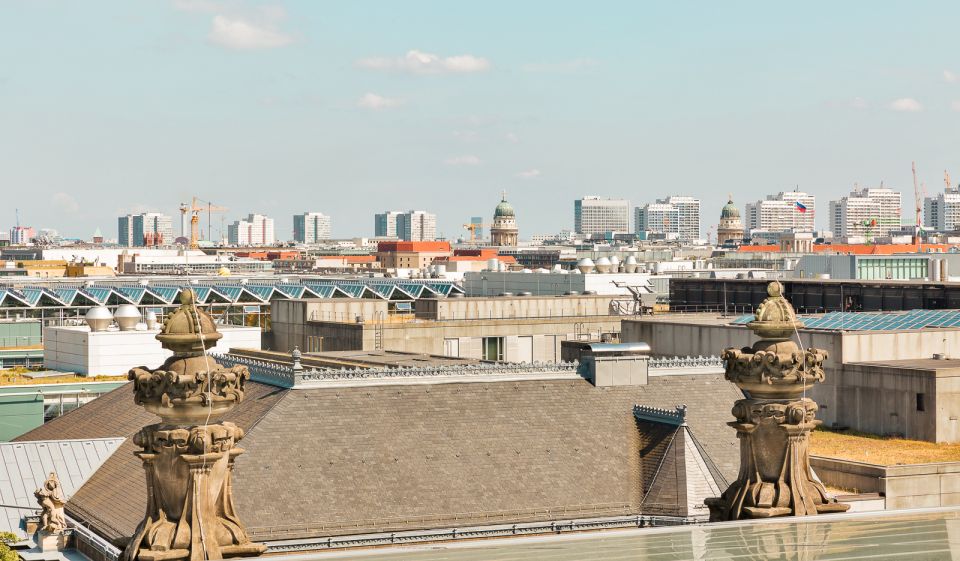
0,368,126,386
810,429,960,465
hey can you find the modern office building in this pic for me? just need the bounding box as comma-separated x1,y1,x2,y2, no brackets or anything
925,181,960,232
745,191,815,233
227,213,275,246
398,211,437,241
574,197,630,235
829,187,901,238
118,213,173,247
374,211,402,238
9,226,36,245
293,212,332,243
635,203,679,238
635,196,701,241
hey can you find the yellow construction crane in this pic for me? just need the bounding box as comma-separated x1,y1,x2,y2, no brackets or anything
462,222,492,243
179,196,228,249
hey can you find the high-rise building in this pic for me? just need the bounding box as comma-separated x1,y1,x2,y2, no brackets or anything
374,211,402,238
574,197,630,235
829,187,901,239
293,212,332,243
9,226,36,245
660,196,701,241
925,181,960,232
635,203,679,237
745,191,816,233
227,214,275,246
490,194,519,246
118,213,174,247
635,196,701,241
396,211,437,242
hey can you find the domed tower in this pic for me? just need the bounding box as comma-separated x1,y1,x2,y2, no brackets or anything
717,195,744,246
490,191,519,246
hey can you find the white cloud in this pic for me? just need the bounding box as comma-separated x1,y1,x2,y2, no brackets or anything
889,98,923,112
356,93,402,110
453,130,478,141
945,70,958,83
505,132,520,143
516,169,541,179
357,50,491,75
849,97,867,109
52,192,79,214
209,14,292,50
444,155,482,166
522,58,598,73
951,100,960,112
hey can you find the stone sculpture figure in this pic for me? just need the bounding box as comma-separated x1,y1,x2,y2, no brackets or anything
123,290,266,561
34,472,66,533
705,281,848,520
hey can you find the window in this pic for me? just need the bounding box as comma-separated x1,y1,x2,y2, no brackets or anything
482,337,504,361
917,393,926,412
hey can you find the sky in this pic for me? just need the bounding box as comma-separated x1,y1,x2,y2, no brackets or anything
3,1,960,241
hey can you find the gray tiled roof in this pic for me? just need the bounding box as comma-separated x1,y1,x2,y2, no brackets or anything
0,438,125,539
15,374,740,545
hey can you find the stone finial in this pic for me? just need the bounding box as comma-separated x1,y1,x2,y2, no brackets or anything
123,290,264,561
34,472,66,534
291,346,303,372
706,281,847,520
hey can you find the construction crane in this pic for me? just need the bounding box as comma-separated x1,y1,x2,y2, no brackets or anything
179,197,228,249
912,162,922,247
462,222,491,243
947,170,954,193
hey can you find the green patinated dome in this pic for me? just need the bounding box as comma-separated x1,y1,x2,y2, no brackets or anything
721,199,740,219
494,198,515,218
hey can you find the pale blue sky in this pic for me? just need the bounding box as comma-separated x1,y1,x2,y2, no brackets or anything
2,1,960,240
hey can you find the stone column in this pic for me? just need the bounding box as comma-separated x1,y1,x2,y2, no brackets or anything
123,290,266,561
705,281,848,521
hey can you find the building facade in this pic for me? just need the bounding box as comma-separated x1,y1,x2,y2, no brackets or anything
575,197,630,235
9,226,36,245
829,187,901,239
374,211,401,238
227,214,275,246
660,196,701,241
925,183,960,232
717,198,743,246
490,195,519,246
745,191,816,234
293,212,332,243
635,203,679,238
396,211,437,241
118,213,173,247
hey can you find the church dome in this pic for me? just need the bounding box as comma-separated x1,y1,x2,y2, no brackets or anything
721,199,740,219
494,198,515,219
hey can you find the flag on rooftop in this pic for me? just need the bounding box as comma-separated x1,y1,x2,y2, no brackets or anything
795,201,807,213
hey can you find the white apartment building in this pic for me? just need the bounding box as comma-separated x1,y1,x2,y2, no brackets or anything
745,191,816,233
635,203,679,237
829,187,901,238
574,197,630,235
396,210,437,241
293,212,332,243
925,193,960,232
227,214,275,246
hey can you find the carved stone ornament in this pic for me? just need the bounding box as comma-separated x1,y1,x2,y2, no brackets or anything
705,281,848,520
34,472,66,534
123,290,265,561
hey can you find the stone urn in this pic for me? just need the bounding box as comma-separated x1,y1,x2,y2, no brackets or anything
705,281,848,520
123,290,266,561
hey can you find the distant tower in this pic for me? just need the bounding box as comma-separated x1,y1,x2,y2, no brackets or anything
490,191,519,246
717,195,743,246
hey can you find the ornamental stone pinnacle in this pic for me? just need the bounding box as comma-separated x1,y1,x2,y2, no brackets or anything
705,281,848,520
123,289,265,561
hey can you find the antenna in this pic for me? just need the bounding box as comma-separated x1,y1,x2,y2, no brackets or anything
15,208,19,228
912,161,922,247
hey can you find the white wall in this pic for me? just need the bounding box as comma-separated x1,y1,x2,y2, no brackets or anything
44,325,261,375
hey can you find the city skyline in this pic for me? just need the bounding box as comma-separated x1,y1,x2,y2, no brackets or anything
4,2,960,239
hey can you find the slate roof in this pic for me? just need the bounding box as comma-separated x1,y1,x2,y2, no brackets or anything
0,438,125,539
15,374,740,546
